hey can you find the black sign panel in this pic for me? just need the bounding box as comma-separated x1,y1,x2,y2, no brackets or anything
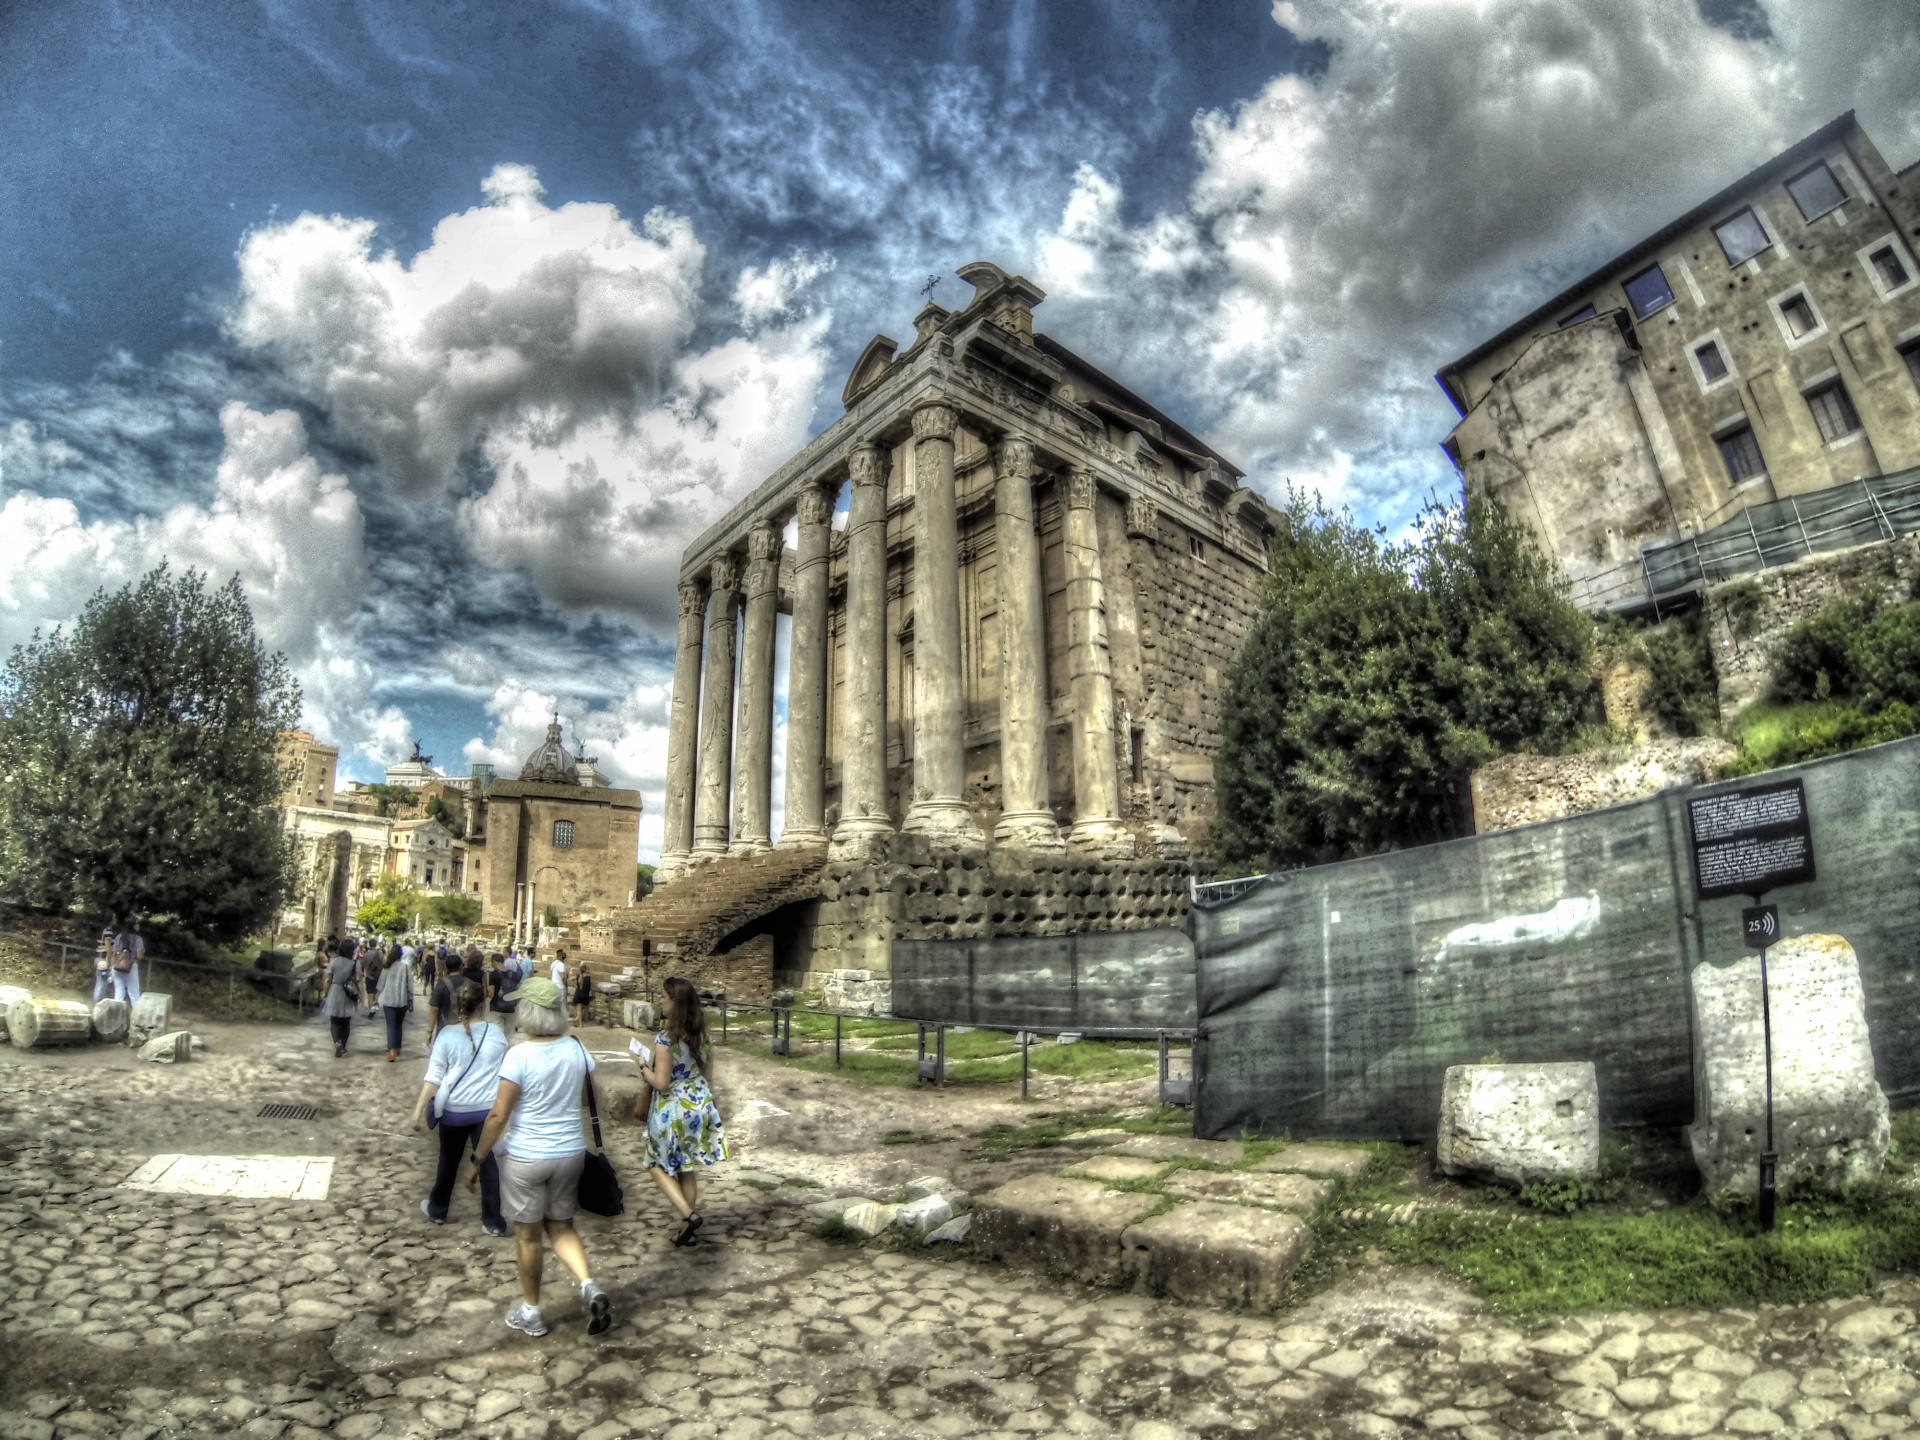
1742,904,1780,950
1688,779,1816,901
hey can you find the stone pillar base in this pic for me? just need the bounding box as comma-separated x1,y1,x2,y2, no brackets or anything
903,800,987,849
728,837,773,857
691,840,730,860
1067,819,1135,859
776,827,831,849
994,810,1067,852
654,851,694,886
829,819,895,863
1140,823,1190,859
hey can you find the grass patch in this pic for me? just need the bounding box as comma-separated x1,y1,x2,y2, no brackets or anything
1281,1126,1920,1318
972,1106,1193,1161
717,1029,1163,1088
1726,697,1920,776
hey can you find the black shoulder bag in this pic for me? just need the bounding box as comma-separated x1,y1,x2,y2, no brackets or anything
576,1038,625,1217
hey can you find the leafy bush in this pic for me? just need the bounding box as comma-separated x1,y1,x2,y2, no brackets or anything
354,874,421,935
1640,614,1719,737
1727,699,1920,776
1768,592,1882,702
423,891,481,929
1210,493,1595,870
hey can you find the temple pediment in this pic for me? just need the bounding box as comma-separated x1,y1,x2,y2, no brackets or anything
841,334,899,408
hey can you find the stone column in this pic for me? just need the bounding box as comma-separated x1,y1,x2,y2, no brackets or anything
992,438,1063,850
781,484,834,847
656,576,708,883
729,523,780,855
1064,467,1131,855
831,443,894,854
691,553,741,858
902,400,985,847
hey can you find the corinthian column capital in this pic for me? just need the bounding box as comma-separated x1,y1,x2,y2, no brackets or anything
994,437,1035,480
1066,466,1098,510
677,577,709,618
796,484,835,527
709,552,741,594
911,401,957,444
748,521,781,564
848,442,885,489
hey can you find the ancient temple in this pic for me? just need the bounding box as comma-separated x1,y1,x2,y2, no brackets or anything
618,262,1274,994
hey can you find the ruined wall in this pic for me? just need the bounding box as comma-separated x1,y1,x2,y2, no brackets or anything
1704,533,1920,711
1119,505,1266,846
1469,739,1737,832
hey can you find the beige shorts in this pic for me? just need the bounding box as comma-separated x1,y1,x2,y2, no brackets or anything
497,1150,585,1224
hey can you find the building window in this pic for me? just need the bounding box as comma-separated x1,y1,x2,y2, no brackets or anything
1806,382,1862,444
1716,425,1767,485
1558,304,1598,328
1905,343,1920,391
1623,265,1674,320
1188,534,1205,560
1129,728,1145,784
1695,341,1728,382
1777,291,1820,341
1714,208,1771,266
1870,244,1912,292
552,819,575,848
1786,162,1846,222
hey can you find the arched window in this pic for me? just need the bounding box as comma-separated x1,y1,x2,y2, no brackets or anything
552,819,575,848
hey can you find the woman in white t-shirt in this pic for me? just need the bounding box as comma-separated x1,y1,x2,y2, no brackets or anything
467,976,613,1339
409,982,510,1235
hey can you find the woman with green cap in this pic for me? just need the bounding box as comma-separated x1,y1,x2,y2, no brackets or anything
465,974,613,1338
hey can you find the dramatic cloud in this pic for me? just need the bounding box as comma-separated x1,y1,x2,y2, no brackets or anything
0,403,410,760
1033,0,1920,514
232,166,833,629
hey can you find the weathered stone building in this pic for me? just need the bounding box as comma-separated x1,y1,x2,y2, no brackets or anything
1438,112,1920,612
466,720,642,943
630,261,1272,992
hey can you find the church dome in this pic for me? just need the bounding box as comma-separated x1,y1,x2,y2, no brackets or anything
519,720,579,785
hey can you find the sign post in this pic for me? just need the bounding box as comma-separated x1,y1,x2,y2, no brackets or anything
1687,780,1816,1233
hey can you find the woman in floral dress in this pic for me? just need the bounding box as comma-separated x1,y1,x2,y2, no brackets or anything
636,976,728,1246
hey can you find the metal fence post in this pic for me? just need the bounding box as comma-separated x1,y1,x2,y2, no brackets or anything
1021,1030,1029,1099
834,1013,842,1067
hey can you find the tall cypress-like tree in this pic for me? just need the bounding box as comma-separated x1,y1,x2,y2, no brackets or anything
0,566,301,943
1210,493,1595,873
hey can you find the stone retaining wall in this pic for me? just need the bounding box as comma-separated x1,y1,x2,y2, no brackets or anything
1469,738,1736,832
1705,533,1920,713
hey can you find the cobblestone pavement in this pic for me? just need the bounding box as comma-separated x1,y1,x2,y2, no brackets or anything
4,1010,1920,1440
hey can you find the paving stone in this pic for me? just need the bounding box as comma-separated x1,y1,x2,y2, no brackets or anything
972,1176,1161,1286
1250,1145,1372,1181
1061,1156,1165,1184
1158,1169,1332,1215
1101,1135,1243,1165
1119,1201,1311,1310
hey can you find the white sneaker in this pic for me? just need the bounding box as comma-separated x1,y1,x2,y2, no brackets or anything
505,1302,548,1337
580,1280,612,1336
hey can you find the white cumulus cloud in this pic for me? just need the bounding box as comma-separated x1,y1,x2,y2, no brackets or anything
0,404,410,762
232,166,832,630
1032,0,1920,514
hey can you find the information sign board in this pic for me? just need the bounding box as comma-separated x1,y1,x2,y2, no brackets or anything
1687,779,1816,901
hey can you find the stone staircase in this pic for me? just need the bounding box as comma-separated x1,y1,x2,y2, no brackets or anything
582,844,829,965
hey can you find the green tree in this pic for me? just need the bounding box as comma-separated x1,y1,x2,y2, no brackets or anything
0,566,301,943
423,890,481,930
1210,493,1595,872
635,862,655,901
424,792,464,837
355,873,421,935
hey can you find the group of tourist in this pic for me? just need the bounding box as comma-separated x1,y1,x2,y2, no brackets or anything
304,930,714,1338
405,971,728,1338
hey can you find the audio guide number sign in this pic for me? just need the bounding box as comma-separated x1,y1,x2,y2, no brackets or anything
1687,779,1817,902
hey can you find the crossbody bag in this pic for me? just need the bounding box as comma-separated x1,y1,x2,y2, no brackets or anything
575,1038,625,1217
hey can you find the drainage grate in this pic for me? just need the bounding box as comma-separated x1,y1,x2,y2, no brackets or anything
257,1103,319,1122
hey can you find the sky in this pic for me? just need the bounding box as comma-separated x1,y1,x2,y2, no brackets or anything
2,0,1916,863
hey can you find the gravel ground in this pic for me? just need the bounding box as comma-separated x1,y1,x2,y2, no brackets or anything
3,1001,1919,1440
